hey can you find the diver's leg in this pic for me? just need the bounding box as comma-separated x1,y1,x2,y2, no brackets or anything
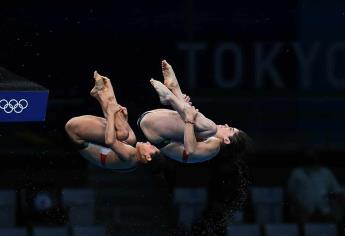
161,60,184,100
150,79,217,138
91,71,134,143
65,115,136,169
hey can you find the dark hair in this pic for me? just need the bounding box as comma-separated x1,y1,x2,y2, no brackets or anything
192,129,253,235
227,130,254,158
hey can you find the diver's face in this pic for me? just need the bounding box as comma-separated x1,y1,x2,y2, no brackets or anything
136,141,159,162
216,124,239,144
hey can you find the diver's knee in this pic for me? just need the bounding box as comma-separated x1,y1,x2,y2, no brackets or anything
65,117,80,134
116,130,129,142
126,132,137,146
209,122,217,136
139,115,153,130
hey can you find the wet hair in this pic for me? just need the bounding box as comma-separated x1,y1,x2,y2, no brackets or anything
191,129,253,235
227,130,253,157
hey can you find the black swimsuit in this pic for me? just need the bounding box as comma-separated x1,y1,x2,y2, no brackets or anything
137,111,172,149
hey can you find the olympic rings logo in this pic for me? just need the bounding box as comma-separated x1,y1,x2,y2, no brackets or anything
0,99,29,114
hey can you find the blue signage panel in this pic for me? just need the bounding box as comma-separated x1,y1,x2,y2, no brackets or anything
0,91,49,122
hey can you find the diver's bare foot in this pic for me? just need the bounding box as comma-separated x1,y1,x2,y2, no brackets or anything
150,78,172,105
90,71,114,117
90,71,108,116
90,86,97,97
90,71,104,96
162,60,180,91
91,71,116,99
92,71,119,105
94,71,104,90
